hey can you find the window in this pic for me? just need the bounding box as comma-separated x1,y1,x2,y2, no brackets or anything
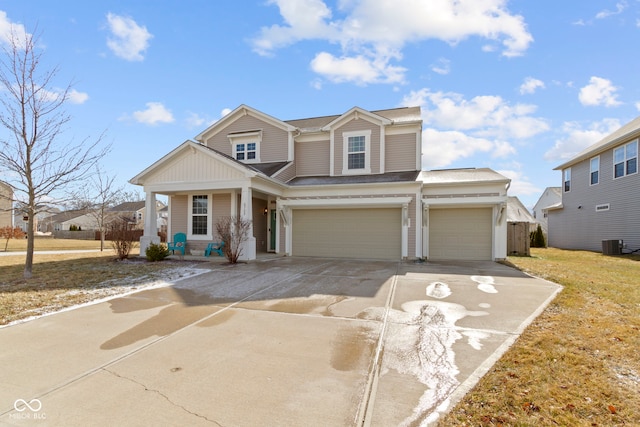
228,130,261,163
235,142,257,161
590,156,599,185
191,195,208,235
614,140,638,178
342,130,371,174
563,168,571,192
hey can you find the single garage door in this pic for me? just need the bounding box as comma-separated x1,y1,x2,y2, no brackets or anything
429,208,493,260
292,208,401,260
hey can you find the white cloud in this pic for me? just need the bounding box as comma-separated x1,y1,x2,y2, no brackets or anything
595,1,627,19
221,108,232,117
253,0,532,85
402,88,548,169
519,77,545,95
497,166,541,196
310,51,406,85
68,89,89,104
544,118,622,162
579,76,622,107
132,102,174,125
0,11,30,47
636,101,640,111
106,13,153,61
431,58,451,75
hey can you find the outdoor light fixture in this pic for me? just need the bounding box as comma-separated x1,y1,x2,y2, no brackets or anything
263,207,268,215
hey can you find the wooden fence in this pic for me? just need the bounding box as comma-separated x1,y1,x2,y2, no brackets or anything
507,222,530,256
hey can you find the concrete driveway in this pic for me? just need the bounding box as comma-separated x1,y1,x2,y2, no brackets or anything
0,257,561,426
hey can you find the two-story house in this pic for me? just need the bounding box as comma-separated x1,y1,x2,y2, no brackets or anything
549,115,640,252
532,187,561,237
130,105,510,261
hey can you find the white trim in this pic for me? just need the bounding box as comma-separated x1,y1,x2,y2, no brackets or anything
342,129,372,175
589,155,600,186
329,129,335,176
379,124,386,174
229,130,262,163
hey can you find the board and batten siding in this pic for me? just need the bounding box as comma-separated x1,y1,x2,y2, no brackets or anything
203,114,289,162
334,119,381,175
295,140,330,176
549,145,640,252
385,133,417,172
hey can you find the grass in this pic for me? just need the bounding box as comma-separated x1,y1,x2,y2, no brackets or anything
438,248,640,426
0,239,209,326
2,237,104,251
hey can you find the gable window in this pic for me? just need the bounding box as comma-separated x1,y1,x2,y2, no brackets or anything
228,130,261,163
590,156,599,185
614,139,638,178
342,130,371,174
191,195,209,236
563,168,571,192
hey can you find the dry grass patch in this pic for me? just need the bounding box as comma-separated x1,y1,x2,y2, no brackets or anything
0,251,212,326
2,237,103,252
438,248,640,426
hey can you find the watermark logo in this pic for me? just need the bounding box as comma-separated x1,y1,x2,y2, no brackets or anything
10,398,45,420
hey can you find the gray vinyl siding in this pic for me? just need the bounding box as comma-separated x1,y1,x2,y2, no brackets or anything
203,115,289,162
549,145,640,252
295,140,330,176
386,133,417,172
334,119,380,175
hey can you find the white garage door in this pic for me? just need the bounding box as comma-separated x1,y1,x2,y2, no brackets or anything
429,208,493,260
292,208,401,260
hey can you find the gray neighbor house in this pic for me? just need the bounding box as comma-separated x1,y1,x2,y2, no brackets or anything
548,115,640,253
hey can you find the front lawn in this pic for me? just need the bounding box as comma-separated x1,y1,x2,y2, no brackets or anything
439,248,640,426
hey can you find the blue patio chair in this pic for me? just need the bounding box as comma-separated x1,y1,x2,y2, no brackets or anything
167,232,186,255
205,241,225,257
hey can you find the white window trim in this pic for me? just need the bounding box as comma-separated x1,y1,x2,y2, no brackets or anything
342,129,371,175
613,139,638,179
590,156,600,186
228,130,262,163
188,194,213,240
563,168,571,193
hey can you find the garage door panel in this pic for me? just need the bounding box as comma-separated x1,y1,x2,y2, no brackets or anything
429,208,492,261
292,208,401,260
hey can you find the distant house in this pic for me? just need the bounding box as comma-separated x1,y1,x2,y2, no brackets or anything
0,181,13,228
130,104,512,261
532,187,561,236
549,115,640,252
40,209,99,232
109,200,166,230
507,196,536,224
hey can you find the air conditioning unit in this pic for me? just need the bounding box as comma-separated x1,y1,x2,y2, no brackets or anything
602,239,623,255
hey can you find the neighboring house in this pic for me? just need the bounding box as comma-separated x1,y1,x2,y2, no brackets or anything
40,209,99,232
532,187,561,236
0,181,13,228
130,105,511,261
507,196,536,224
109,200,166,230
549,115,640,252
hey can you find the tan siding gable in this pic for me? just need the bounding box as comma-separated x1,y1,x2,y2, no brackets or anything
386,133,417,172
204,115,289,162
144,149,246,185
334,119,380,175
274,162,296,182
296,140,330,176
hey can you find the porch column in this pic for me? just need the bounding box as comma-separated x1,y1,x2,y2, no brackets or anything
139,191,160,256
239,186,256,260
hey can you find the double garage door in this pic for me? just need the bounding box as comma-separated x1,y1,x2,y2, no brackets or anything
428,208,493,261
292,208,401,260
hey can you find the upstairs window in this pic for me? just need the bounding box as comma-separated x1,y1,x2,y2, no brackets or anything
342,130,371,174
590,156,599,185
563,168,571,192
228,130,261,163
614,140,638,178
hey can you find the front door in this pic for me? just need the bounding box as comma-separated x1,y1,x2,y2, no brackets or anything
269,209,277,251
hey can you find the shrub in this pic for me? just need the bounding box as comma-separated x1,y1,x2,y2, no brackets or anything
145,242,170,262
215,216,252,264
530,224,547,248
109,217,137,260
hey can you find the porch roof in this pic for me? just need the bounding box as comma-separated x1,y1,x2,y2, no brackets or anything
286,171,421,186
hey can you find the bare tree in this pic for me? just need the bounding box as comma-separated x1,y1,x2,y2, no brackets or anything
0,28,108,278
215,216,252,264
71,167,123,251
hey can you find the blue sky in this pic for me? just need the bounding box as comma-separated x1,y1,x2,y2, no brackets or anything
1,1,639,209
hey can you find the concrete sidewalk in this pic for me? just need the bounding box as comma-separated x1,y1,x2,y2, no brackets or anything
0,258,561,426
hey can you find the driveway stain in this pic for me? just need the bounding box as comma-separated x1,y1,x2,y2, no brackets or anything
330,324,379,372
